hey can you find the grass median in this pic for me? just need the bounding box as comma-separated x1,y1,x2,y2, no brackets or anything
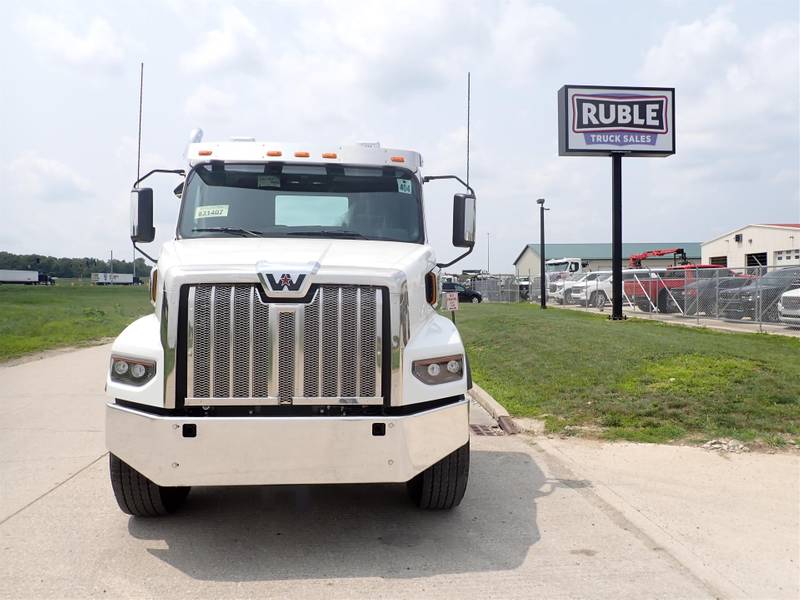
0,281,151,362
455,303,800,446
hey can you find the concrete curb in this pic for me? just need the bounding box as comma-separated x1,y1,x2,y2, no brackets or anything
469,384,521,434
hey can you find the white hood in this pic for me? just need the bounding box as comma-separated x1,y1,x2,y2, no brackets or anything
159,237,434,275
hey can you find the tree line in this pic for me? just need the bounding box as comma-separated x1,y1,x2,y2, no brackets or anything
0,251,149,279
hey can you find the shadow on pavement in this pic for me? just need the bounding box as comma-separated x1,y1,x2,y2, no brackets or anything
128,449,555,581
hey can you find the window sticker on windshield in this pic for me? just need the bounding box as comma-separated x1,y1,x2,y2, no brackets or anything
195,205,229,219
397,179,412,194
258,175,281,188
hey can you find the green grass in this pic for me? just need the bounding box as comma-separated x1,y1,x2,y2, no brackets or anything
455,303,800,445
0,283,151,361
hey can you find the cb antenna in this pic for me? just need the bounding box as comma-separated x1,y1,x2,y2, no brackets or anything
132,63,145,278
132,63,158,267
466,71,471,187
137,62,143,180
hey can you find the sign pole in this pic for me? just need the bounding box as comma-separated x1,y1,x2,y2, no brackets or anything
557,84,675,322
611,152,624,320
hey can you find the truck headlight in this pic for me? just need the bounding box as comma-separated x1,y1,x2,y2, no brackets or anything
110,355,156,386
412,354,463,385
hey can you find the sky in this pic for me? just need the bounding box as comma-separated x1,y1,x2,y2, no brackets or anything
0,0,798,273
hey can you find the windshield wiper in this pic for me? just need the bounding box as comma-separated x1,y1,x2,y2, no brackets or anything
192,227,264,237
286,230,367,239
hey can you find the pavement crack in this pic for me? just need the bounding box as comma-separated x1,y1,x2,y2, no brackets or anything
0,452,108,527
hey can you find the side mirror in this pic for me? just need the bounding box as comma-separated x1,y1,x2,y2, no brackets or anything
130,188,155,243
453,193,476,248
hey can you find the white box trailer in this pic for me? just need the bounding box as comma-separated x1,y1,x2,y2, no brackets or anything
105,135,477,516
0,269,39,284
92,273,134,285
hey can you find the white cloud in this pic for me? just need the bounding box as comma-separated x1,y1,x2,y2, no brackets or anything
641,8,738,89
184,85,237,121
490,2,577,80
8,152,92,203
19,15,126,70
639,10,799,174
2,153,116,258
180,6,267,73
179,2,574,102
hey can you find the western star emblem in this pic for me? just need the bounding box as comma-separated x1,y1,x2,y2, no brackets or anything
256,260,321,297
265,273,305,292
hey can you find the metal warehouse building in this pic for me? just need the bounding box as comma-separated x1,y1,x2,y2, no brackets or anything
513,243,701,279
701,224,800,269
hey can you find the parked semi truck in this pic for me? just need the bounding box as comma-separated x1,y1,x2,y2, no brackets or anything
531,257,588,300
106,136,477,516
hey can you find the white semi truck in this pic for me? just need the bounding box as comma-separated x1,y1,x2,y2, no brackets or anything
106,136,477,516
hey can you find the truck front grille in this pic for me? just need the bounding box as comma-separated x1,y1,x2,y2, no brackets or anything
783,296,800,310
187,284,383,405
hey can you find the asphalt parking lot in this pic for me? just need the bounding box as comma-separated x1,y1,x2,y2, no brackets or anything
1,345,797,599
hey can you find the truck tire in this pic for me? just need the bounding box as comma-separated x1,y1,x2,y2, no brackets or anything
109,454,190,517
657,290,675,313
590,291,607,308
407,441,469,509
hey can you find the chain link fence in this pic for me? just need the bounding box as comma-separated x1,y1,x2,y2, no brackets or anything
557,265,800,327
469,276,522,303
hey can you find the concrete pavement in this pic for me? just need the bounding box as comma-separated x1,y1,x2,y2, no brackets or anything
1,345,797,599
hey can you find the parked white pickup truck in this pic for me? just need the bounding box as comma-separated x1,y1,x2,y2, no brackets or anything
571,269,664,307
778,288,800,326
107,135,477,516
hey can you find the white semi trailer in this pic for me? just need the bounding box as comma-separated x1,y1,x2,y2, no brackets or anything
92,273,135,285
106,136,477,516
0,269,39,284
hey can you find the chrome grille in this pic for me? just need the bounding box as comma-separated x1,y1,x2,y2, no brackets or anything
783,296,800,309
187,284,383,405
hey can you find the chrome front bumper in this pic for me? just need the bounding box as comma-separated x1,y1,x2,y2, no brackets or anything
106,399,469,487
779,310,800,325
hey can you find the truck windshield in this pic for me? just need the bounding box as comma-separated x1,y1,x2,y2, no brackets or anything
178,163,424,243
545,262,570,272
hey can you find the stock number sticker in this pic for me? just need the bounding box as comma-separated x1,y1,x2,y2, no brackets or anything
195,205,229,219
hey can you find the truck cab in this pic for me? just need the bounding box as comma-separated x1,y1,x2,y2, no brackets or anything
537,257,586,298
106,137,477,516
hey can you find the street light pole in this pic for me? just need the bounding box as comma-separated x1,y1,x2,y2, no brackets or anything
537,198,548,309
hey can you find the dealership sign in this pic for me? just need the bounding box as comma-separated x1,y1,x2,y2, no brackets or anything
558,85,675,157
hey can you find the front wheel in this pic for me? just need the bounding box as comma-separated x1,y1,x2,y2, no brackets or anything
407,441,469,509
590,291,607,308
471,296,480,304
109,454,190,517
